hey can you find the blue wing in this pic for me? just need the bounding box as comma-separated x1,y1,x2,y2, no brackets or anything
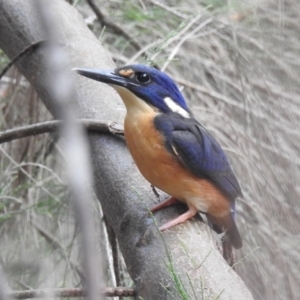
154,114,242,201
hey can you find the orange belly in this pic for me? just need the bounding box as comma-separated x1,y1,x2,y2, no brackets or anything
124,112,230,218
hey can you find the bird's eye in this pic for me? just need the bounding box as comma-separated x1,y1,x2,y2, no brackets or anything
136,72,151,83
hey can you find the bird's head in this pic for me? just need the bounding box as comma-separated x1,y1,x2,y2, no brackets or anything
74,64,191,118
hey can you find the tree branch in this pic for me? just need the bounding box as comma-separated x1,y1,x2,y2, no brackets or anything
86,0,141,51
9,287,136,299
0,40,47,80
0,119,124,144
32,220,84,280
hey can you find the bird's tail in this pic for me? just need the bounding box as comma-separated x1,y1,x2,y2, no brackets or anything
209,213,243,249
227,216,243,249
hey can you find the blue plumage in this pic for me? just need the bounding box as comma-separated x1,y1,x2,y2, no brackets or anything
154,114,242,201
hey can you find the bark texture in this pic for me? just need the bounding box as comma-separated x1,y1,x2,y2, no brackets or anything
0,0,254,299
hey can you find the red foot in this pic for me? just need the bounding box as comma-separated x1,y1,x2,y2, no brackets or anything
150,196,181,213
159,206,198,231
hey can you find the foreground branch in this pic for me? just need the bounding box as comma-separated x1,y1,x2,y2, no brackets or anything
9,287,136,299
35,2,104,299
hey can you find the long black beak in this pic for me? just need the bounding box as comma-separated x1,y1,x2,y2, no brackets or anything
73,68,135,88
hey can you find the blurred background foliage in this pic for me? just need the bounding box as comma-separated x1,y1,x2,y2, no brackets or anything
1,0,299,299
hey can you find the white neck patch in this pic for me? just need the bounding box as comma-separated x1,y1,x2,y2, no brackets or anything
164,97,190,118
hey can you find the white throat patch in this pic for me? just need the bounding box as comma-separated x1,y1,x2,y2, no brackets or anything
164,97,190,118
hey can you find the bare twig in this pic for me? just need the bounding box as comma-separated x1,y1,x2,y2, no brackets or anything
85,0,141,51
0,147,62,203
150,0,189,19
129,14,203,65
161,18,212,71
9,287,136,299
0,40,47,80
0,119,124,144
32,220,84,280
151,184,160,200
104,217,122,289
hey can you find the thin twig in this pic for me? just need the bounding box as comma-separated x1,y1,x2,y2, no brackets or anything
104,217,122,289
0,147,62,203
85,0,141,51
150,0,189,19
32,220,85,280
0,40,47,80
0,119,124,144
161,18,212,71
151,185,160,200
9,287,136,299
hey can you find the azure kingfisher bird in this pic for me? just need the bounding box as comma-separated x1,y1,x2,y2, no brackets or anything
75,64,243,249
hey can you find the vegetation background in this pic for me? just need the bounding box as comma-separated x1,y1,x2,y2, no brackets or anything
0,0,299,299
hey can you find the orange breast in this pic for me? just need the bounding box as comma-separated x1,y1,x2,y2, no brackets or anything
124,112,231,217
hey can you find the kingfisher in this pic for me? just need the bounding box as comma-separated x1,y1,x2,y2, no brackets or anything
75,64,243,249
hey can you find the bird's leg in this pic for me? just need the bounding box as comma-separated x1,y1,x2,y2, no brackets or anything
150,196,181,213
159,205,198,231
